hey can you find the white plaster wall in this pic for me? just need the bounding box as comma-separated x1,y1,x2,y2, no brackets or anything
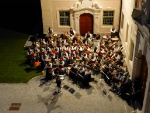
120,0,137,77
122,0,150,111
41,0,53,34
41,0,120,34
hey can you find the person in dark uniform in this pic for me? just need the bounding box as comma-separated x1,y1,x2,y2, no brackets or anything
56,75,62,93
83,67,91,87
94,34,100,40
69,28,76,36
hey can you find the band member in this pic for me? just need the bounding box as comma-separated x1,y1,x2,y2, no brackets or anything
68,55,74,65
110,26,116,38
94,34,100,40
85,31,92,39
69,28,76,36
56,74,62,93
82,53,88,62
47,27,53,38
83,67,91,86
79,46,83,57
89,53,96,64
78,65,85,77
44,61,53,80
93,61,101,72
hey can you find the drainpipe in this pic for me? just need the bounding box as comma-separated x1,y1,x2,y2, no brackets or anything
118,0,122,33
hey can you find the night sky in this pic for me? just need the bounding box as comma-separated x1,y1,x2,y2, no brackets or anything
0,0,42,35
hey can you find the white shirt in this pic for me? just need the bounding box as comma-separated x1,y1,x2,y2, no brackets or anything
91,56,96,61
85,33,92,38
85,70,91,75
44,63,53,69
83,53,88,59
79,46,83,51
110,27,116,33
69,30,76,36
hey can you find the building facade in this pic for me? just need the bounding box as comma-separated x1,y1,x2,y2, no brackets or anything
41,0,121,35
120,0,150,112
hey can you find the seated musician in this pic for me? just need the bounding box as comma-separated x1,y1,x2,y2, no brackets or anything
72,51,77,60
89,53,96,64
117,44,123,52
82,37,87,44
85,31,92,39
27,50,34,66
52,48,59,59
69,61,78,79
65,45,69,53
56,38,61,47
78,65,85,77
62,44,67,51
59,59,65,68
84,48,90,55
50,51,56,62
94,34,100,40
87,38,93,47
82,53,88,62
68,55,74,65
93,61,100,72
35,41,40,48
61,31,68,39
74,47,79,56
72,36,78,45
78,45,83,57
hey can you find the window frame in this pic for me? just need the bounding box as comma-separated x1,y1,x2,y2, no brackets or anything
57,9,71,28
102,10,115,26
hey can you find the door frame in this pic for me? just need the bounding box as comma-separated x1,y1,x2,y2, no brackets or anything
71,7,101,35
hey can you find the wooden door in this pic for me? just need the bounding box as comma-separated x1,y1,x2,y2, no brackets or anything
140,55,148,105
80,13,93,35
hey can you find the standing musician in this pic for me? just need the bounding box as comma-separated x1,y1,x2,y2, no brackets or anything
69,28,76,37
110,26,116,38
83,67,92,86
47,27,53,38
44,61,53,80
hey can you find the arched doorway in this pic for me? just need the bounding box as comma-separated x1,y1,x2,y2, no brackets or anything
80,13,93,35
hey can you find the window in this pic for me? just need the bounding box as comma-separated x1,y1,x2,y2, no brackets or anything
103,11,114,25
59,11,70,26
129,39,134,61
126,24,129,42
121,12,124,29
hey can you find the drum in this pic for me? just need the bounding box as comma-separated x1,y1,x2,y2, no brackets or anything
59,75,64,80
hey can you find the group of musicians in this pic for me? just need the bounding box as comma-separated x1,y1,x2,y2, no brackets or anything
26,27,128,89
